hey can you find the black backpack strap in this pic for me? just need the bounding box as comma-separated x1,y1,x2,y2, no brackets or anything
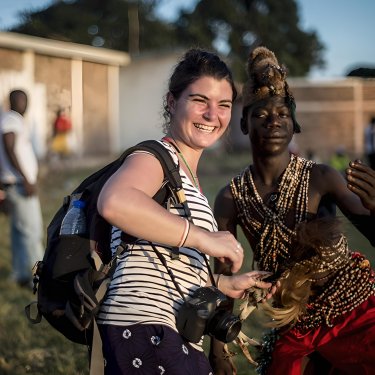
122,140,192,216
120,140,187,204
119,140,192,259
125,141,216,284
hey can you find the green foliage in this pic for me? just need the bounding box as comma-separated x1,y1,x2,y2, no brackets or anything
9,0,325,79
11,0,178,52
175,0,325,79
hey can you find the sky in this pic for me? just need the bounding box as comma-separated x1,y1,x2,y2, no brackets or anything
1,0,374,79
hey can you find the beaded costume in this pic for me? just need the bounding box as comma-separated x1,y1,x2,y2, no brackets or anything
230,156,375,375
230,154,313,274
293,246,375,333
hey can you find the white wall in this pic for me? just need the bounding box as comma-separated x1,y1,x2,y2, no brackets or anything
118,52,181,150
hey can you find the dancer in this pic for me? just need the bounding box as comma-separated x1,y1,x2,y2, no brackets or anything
210,46,375,374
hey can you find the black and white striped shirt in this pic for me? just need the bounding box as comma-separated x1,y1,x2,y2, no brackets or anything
97,140,217,350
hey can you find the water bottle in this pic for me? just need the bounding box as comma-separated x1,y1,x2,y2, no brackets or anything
60,199,87,236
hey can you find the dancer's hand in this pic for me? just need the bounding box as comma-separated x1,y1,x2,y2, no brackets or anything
346,160,375,213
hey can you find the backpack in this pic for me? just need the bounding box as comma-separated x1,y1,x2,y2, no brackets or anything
25,140,188,349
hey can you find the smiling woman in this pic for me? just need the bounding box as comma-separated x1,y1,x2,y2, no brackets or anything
165,75,233,174
95,48,276,375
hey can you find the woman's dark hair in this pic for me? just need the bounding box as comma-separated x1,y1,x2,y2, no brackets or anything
162,48,237,131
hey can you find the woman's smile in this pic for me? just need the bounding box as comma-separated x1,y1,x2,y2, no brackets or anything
193,123,216,133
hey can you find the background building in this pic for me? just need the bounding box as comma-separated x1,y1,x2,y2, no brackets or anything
0,31,374,164
0,31,129,158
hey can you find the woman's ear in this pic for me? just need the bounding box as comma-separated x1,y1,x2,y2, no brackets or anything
240,118,248,135
167,92,176,115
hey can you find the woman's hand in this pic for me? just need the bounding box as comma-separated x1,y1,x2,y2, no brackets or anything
346,160,375,213
218,271,277,299
186,229,244,273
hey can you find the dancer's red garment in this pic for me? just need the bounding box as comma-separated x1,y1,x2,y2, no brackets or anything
267,295,375,375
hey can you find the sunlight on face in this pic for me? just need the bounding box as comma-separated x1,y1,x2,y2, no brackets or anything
247,96,294,155
169,76,233,150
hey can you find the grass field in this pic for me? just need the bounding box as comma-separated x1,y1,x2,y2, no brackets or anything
0,149,373,375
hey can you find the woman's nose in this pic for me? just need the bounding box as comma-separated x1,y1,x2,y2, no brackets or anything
203,105,218,121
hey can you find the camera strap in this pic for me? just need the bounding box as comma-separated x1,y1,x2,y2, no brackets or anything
149,195,217,301
150,165,217,300
186,203,215,286
166,181,216,289
150,242,217,303
151,243,187,302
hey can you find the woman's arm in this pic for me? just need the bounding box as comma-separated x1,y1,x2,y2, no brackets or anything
97,153,244,272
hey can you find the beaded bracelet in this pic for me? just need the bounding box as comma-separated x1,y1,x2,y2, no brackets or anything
177,218,190,247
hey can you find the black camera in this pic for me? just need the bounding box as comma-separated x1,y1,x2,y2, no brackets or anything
176,286,242,343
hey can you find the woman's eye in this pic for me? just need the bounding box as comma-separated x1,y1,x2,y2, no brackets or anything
192,98,206,104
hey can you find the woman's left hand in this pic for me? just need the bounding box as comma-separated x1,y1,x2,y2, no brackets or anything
219,271,277,300
346,160,375,213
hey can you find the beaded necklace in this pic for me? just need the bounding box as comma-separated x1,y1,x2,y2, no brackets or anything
177,150,201,191
162,137,201,191
302,234,350,281
294,251,375,333
230,154,314,273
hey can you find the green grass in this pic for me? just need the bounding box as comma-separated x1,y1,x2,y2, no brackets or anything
0,149,373,375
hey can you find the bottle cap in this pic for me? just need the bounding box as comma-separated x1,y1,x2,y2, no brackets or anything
72,199,86,209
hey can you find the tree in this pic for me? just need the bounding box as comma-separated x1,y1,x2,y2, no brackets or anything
9,0,325,79
347,67,375,78
174,0,325,79
10,0,178,53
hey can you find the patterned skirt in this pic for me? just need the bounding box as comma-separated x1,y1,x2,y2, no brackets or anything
99,324,213,375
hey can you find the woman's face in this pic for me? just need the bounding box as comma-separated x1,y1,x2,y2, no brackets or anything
167,76,233,150
246,96,294,156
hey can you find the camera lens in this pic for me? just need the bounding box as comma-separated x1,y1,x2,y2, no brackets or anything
207,309,242,343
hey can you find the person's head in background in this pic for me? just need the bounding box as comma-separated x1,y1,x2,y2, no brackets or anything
9,89,28,116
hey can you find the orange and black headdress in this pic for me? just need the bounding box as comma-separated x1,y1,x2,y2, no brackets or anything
241,46,301,133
